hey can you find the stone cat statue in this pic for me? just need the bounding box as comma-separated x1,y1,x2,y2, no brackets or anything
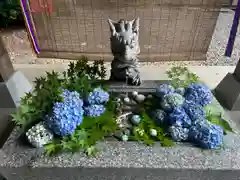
107,18,141,86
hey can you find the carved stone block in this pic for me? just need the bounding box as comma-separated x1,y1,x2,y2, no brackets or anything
108,18,141,86
214,72,240,110
234,60,240,80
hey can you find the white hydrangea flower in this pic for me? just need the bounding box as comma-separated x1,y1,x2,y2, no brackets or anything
26,121,54,148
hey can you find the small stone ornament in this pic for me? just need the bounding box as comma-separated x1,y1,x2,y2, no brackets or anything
131,115,141,125
124,97,130,103
124,128,131,136
132,91,138,97
108,18,141,86
147,94,153,99
26,121,54,148
121,134,129,142
116,112,133,128
135,94,145,103
116,98,121,102
150,129,157,137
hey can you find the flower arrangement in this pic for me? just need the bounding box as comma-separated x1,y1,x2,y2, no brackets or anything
155,83,224,148
130,66,233,149
12,60,233,157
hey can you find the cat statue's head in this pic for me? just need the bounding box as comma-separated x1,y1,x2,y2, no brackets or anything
108,18,140,61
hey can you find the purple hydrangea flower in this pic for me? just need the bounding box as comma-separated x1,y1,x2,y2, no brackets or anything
185,83,213,106
169,125,189,142
189,120,224,149
156,84,175,98
183,100,206,122
87,87,109,105
84,104,105,117
45,89,84,137
168,108,192,128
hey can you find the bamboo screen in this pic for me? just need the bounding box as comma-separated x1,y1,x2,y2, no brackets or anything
23,0,229,61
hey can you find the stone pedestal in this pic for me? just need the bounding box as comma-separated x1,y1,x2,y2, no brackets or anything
215,60,240,110
0,37,32,148
0,80,240,180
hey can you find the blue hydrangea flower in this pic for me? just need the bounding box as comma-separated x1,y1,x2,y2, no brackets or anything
189,120,224,149
169,125,189,142
185,83,213,106
175,87,185,96
84,104,105,117
183,100,206,122
87,87,109,105
188,119,211,139
168,108,192,128
163,93,185,108
160,98,173,112
156,84,175,98
152,109,167,124
45,89,84,137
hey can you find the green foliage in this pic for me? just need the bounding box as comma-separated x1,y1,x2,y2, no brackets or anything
134,96,174,146
62,56,106,98
44,109,119,156
205,110,234,134
0,0,23,28
12,71,63,129
166,66,200,88
130,112,174,147
12,56,107,129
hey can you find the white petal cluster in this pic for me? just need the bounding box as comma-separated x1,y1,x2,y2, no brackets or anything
26,121,54,148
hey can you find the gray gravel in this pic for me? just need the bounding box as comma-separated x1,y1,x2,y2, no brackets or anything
1,9,239,66
0,92,239,170
1,127,240,170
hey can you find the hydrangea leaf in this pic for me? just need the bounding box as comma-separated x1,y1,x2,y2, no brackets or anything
204,104,233,133
166,66,200,88
44,142,62,156
219,118,234,133
207,115,233,133
159,137,175,147
86,146,98,157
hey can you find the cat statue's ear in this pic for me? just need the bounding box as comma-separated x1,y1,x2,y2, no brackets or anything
131,17,140,34
107,19,117,36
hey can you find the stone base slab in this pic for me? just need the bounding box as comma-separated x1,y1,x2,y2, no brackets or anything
1,132,240,180
1,80,240,180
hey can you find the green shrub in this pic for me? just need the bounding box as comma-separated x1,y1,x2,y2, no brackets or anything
0,0,24,28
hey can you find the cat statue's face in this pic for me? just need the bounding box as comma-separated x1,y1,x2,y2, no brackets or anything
108,18,140,61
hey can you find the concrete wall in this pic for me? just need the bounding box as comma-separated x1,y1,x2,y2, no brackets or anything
26,0,228,61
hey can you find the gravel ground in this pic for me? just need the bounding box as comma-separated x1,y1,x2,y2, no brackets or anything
1,9,239,66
